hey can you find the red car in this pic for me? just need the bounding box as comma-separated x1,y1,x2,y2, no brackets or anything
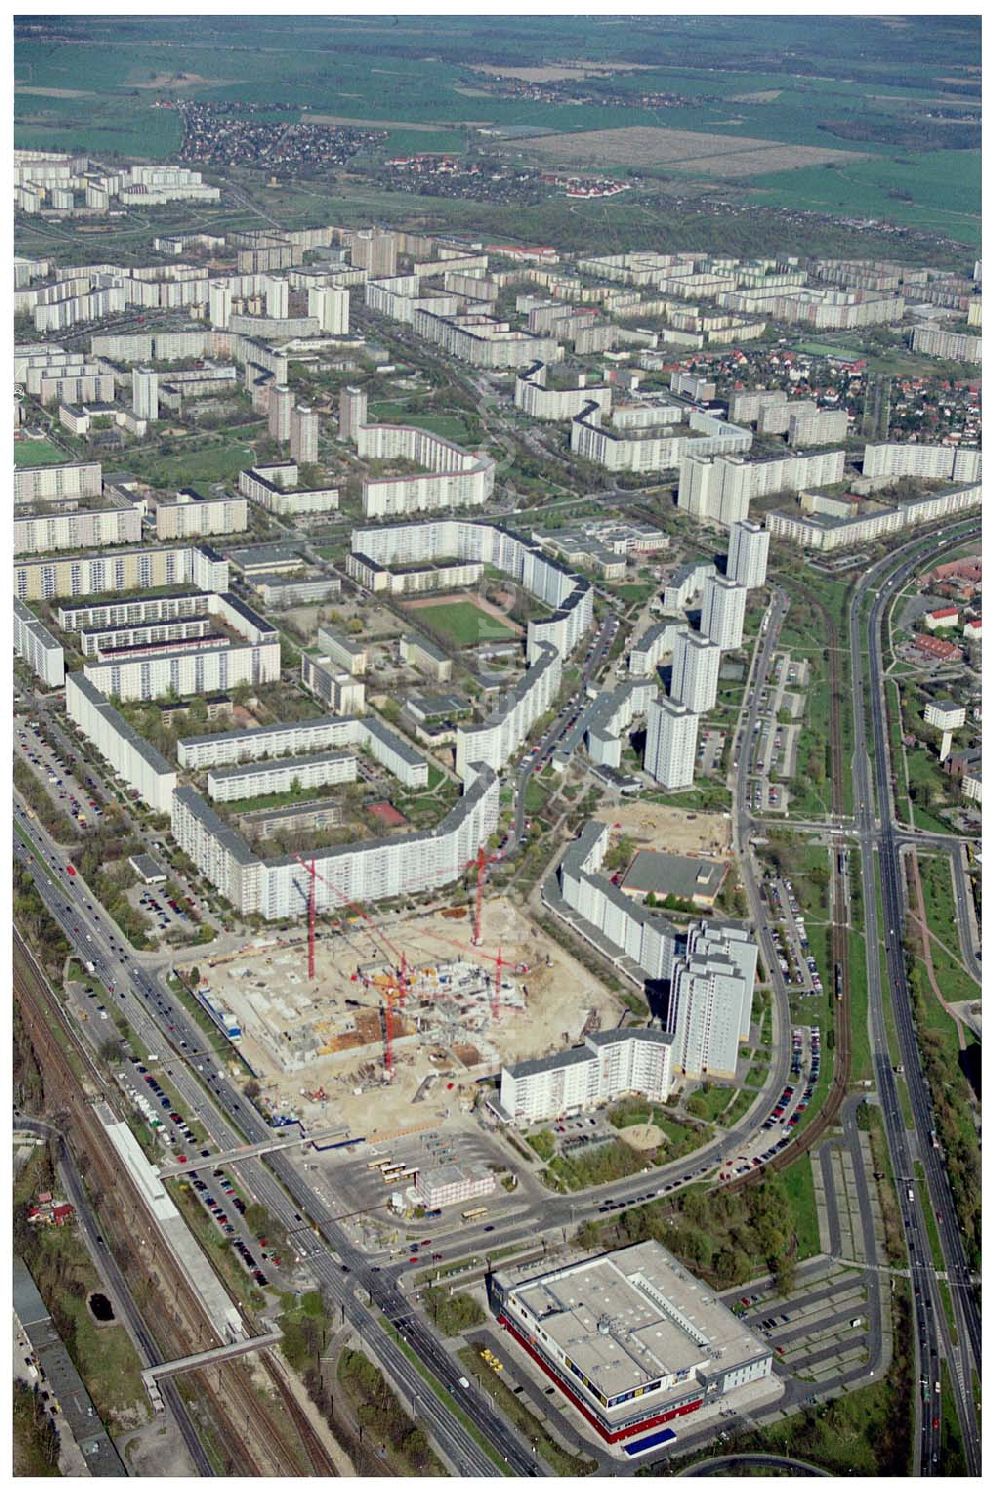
409,1256,419,1264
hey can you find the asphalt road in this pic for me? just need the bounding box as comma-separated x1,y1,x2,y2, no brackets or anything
848,520,981,1475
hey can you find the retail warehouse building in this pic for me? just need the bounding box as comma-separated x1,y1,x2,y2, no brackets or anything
491,1240,772,1445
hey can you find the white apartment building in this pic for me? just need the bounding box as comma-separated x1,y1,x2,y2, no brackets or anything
79,616,214,657
668,919,758,1078
348,553,482,595
339,384,368,442
766,481,981,552
557,821,676,983
726,519,770,590
58,591,208,632
345,227,398,277
413,308,561,370
570,402,751,474
16,541,228,603
84,639,280,703
862,443,981,484
267,383,294,442
499,1028,674,1125
910,326,981,364
171,759,497,918
13,599,65,687
661,560,714,613
455,642,561,776
65,673,177,813
578,679,656,769
316,626,367,675
14,460,102,506
513,360,612,422
308,284,350,335
15,502,142,558
238,461,339,517
207,750,357,803
132,367,159,420
629,618,681,677
349,519,593,663
644,697,699,790
924,700,966,731
700,573,747,651
670,629,721,713
678,449,846,523
290,404,319,464
300,655,367,716
356,421,496,518
185,711,428,791
148,490,248,540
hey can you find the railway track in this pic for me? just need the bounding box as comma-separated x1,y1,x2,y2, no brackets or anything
14,928,336,1478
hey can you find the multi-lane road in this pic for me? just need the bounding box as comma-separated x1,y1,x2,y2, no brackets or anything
848,519,981,1475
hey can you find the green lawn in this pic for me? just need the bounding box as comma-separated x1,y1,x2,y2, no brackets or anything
408,601,516,647
780,1153,821,1260
14,438,70,466
127,440,256,491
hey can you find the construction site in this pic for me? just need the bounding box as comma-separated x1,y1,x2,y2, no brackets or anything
190,892,621,1138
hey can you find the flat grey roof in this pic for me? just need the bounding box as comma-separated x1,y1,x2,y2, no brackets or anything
68,673,175,775
208,749,356,784
622,851,727,901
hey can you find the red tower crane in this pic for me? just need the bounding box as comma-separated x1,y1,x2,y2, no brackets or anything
466,844,499,946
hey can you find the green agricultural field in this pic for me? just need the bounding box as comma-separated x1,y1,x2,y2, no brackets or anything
14,438,70,466
408,600,516,647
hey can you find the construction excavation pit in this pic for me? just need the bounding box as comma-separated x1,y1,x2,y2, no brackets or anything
192,896,621,1137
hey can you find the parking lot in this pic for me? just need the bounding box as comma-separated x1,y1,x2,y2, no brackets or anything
16,716,102,829
309,1128,528,1263
730,1261,876,1388
130,882,198,938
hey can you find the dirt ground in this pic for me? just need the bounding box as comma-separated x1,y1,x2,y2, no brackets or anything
594,803,732,858
202,896,619,1137
618,1123,665,1151
500,124,867,175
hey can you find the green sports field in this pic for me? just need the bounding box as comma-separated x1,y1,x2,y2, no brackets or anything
408,601,517,648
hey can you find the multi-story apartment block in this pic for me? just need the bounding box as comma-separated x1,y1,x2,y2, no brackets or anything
413,308,561,370
861,442,981,484
668,919,758,1078
16,541,228,603
513,360,612,422
132,367,159,421
171,759,496,918
629,618,681,678
786,405,850,447
570,401,751,475
670,629,721,714
290,404,319,464
338,384,368,442
65,673,177,813
147,490,248,541
14,500,142,557
356,421,496,518
83,635,279,703
13,599,65,687
726,519,770,590
455,642,561,776
910,325,982,364
349,519,593,663
57,591,207,632
344,227,398,277
766,482,981,552
238,462,339,517
660,560,714,613
300,655,367,716
267,383,294,442
499,1027,674,1125
308,284,350,335
207,750,357,803
700,573,747,651
644,697,699,790
14,460,102,507
78,616,214,657
678,448,846,523
556,821,676,982
924,699,966,731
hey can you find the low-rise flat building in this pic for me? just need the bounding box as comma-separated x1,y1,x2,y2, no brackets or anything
621,852,727,909
413,1163,496,1210
491,1240,773,1446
